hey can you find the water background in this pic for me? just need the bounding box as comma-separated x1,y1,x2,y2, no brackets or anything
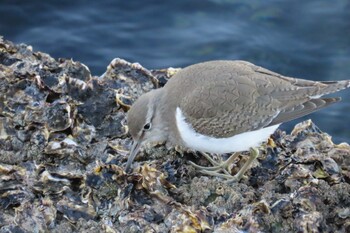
1,0,349,142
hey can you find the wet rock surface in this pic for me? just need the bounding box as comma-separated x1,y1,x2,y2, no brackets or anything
0,37,349,233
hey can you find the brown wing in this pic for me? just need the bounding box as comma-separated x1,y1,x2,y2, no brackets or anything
180,83,293,137
267,97,340,126
177,61,344,138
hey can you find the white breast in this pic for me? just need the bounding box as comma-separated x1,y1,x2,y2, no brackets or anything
175,107,279,154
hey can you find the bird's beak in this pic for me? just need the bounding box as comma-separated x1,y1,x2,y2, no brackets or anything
125,139,143,173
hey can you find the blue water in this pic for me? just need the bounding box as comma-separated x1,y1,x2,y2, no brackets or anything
1,0,349,142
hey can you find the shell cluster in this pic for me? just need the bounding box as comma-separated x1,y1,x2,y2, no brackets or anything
1,37,349,232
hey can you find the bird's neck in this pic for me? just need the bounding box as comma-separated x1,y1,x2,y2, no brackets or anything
156,91,184,147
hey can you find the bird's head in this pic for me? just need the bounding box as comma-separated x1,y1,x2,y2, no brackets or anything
125,89,167,172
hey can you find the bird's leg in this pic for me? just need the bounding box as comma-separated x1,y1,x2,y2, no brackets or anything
188,152,241,177
189,148,260,182
225,147,259,183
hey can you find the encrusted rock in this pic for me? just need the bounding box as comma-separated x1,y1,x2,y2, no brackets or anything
0,36,349,232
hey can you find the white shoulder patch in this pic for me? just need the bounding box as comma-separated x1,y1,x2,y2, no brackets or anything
175,107,279,154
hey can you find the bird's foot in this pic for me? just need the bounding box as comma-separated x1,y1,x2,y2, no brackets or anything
189,148,260,183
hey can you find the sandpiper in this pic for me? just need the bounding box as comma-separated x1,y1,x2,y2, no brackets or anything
125,60,350,181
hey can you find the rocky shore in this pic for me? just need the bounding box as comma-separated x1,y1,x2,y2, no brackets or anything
0,37,349,232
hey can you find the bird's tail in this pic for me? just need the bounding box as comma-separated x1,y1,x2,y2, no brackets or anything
317,80,350,96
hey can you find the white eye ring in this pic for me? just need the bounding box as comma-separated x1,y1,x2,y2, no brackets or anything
143,123,151,131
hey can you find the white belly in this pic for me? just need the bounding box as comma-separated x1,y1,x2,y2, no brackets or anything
175,107,279,154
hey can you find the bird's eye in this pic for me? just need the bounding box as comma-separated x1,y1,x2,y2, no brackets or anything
143,123,151,131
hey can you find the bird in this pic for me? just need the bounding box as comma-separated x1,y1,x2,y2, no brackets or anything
125,60,350,181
